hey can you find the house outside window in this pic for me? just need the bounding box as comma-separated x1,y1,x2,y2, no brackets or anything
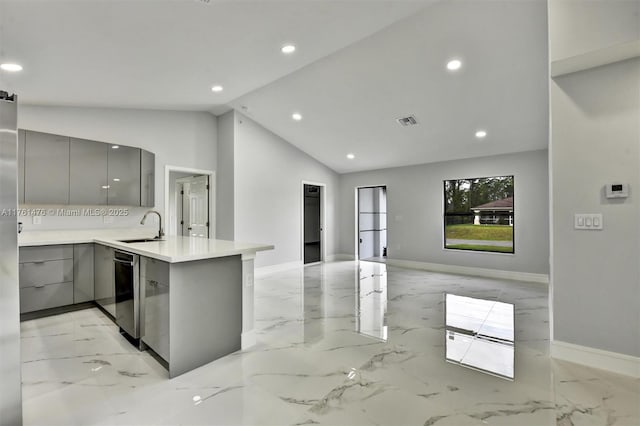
443,176,514,254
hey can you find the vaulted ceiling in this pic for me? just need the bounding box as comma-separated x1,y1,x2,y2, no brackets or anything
0,0,549,173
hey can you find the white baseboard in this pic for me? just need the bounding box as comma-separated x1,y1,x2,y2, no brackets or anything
551,340,640,378
327,253,356,261
254,256,548,284
255,260,303,277
384,258,549,284
241,330,256,350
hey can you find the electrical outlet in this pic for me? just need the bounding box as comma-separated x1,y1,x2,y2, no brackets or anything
32,216,42,225
103,215,114,224
574,214,603,230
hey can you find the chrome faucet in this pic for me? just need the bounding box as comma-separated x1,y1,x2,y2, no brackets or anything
140,210,165,240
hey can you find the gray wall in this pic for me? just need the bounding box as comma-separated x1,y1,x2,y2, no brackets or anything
549,0,640,358
339,150,549,274
234,112,339,268
17,105,217,231
216,110,235,240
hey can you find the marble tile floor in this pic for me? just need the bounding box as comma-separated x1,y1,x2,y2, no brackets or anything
20,261,639,426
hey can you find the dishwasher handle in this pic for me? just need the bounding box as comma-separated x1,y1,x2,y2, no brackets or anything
114,258,134,266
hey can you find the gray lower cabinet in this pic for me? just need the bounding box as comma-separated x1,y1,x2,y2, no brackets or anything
73,244,95,303
70,138,109,205
19,246,74,313
108,145,141,206
24,131,70,204
94,243,116,317
141,256,170,362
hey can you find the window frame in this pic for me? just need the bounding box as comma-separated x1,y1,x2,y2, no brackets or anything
442,175,515,255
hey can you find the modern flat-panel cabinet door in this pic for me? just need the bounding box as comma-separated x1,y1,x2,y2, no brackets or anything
94,244,115,317
70,138,108,205
108,145,141,206
141,256,170,362
73,244,95,303
18,130,25,204
24,131,70,204
140,149,155,207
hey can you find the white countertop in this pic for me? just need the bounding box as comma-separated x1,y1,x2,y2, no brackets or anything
19,229,273,263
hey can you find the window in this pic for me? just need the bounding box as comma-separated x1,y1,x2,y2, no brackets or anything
443,175,514,253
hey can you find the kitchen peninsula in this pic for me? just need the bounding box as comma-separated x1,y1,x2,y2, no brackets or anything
19,229,273,377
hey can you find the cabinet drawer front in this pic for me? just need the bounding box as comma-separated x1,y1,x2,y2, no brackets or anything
20,245,73,263
20,259,74,288
20,282,73,313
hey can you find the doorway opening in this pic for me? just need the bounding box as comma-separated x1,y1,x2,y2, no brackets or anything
303,183,324,264
165,166,215,238
357,186,387,262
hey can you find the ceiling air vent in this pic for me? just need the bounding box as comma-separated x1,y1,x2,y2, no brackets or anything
396,115,419,127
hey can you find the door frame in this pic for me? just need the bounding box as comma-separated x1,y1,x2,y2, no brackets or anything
355,184,388,260
301,180,326,265
164,165,216,238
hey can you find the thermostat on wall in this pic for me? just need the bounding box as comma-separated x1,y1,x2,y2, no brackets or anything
605,183,629,199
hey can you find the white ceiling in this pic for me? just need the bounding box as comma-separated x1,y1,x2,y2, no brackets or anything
231,0,550,173
0,0,549,174
0,0,430,113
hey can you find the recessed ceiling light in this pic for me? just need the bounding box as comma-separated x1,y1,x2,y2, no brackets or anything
446,59,462,71
211,85,223,93
112,145,119,149
292,113,302,121
475,130,487,139
113,178,120,182
347,153,355,160
0,63,23,72
281,44,296,54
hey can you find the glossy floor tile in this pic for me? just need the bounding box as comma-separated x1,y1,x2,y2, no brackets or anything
21,261,640,425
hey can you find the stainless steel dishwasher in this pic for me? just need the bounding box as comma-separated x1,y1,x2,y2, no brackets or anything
114,250,140,343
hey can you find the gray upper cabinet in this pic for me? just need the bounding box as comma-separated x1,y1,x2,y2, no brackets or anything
108,145,141,206
18,130,154,207
18,130,25,204
70,138,109,205
140,149,155,207
24,131,70,204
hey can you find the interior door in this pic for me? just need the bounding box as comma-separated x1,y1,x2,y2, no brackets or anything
304,184,322,264
358,187,387,260
181,175,209,238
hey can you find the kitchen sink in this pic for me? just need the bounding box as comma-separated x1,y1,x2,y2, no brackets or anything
118,238,164,243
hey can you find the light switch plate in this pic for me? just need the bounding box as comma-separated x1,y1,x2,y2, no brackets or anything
574,213,603,230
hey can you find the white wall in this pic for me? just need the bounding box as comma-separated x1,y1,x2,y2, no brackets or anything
339,150,549,275
549,0,640,359
233,112,339,268
548,0,640,62
551,58,640,357
216,110,235,240
17,105,217,231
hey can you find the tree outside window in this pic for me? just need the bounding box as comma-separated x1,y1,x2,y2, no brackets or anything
443,176,514,253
